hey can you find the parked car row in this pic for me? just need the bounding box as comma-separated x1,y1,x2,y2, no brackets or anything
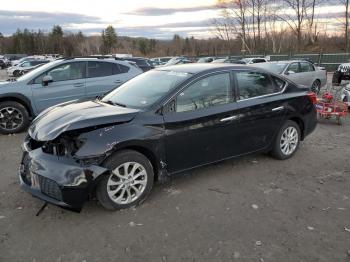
7,59,50,77
193,56,326,94
0,56,12,69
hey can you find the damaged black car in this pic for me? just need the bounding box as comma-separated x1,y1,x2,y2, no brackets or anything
19,64,317,211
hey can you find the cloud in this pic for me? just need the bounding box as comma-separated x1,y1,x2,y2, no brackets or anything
126,5,218,16
0,10,102,34
0,2,346,39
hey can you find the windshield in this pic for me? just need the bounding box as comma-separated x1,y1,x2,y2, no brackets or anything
212,59,226,63
16,60,60,82
254,62,288,74
102,70,191,109
197,58,208,63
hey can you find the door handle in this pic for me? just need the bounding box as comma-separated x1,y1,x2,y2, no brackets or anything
114,80,123,84
220,115,240,122
73,82,84,87
272,106,284,112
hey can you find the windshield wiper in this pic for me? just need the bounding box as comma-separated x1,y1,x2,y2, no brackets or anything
114,102,127,107
102,100,127,107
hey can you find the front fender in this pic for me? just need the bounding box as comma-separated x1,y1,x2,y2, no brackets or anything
75,122,165,163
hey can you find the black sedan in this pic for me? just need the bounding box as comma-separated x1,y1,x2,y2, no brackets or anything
125,57,154,72
19,64,317,211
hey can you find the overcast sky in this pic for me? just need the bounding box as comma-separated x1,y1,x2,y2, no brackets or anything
0,0,345,39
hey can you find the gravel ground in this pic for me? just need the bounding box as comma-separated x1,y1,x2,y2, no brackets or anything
0,70,349,262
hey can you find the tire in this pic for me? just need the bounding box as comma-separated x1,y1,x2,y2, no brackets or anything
96,150,154,210
271,120,301,160
332,72,342,85
336,116,342,126
13,70,20,77
311,80,321,94
0,101,30,134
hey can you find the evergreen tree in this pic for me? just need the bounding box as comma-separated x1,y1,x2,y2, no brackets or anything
101,25,117,54
49,25,64,53
138,39,149,55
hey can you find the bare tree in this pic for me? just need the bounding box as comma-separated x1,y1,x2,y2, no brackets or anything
264,0,286,53
278,0,310,51
339,0,350,51
215,0,252,54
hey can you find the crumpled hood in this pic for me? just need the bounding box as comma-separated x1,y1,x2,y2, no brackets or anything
29,100,140,141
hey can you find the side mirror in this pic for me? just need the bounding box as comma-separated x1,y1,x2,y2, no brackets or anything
286,70,295,75
162,100,176,114
42,75,53,86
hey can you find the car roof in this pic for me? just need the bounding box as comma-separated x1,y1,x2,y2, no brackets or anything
59,57,130,65
156,63,250,74
267,60,311,64
126,57,147,60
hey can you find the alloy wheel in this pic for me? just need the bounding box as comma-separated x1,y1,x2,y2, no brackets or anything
311,81,320,94
280,126,299,156
0,107,24,131
107,162,148,205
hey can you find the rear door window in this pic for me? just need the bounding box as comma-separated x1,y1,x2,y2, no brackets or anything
300,62,315,72
252,59,266,63
287,63,300,73
236,71,278,100
88,61,113,78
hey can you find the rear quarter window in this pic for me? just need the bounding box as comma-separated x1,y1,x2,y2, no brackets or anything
271,76,286,92
118,64,130,73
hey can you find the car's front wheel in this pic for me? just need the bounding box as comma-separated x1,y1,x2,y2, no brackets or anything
271,120,301,160
96,150,154,210
0,101,30,134
13,70,20,77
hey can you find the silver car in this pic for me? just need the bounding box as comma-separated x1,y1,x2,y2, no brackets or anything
252,60,327,94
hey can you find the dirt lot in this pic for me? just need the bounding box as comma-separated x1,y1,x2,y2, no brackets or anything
0,70,349,262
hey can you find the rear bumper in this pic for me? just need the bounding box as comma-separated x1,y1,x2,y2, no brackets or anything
320,78,327,87
19,144,110,211
303,107,317,138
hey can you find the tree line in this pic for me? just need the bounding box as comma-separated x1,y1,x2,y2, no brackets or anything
214,0,350,54
1,0,350,58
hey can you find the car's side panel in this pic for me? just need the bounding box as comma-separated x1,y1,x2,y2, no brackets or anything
0,92,35,116
85,75,121,98
31,79,86,113
74,113,166,174
282,93,317,139
163,102,240,173
234,95,288,154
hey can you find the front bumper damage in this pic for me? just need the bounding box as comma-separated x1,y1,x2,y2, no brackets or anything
19,141,110,212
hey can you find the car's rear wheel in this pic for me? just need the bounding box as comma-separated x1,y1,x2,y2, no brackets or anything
0,101,30,134
96,150,154,210
271,120,301,160
311,80,321,94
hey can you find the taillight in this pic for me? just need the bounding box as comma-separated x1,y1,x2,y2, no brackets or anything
307,92,317,104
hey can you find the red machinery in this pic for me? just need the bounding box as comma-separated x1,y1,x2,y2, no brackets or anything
315,92,348,125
